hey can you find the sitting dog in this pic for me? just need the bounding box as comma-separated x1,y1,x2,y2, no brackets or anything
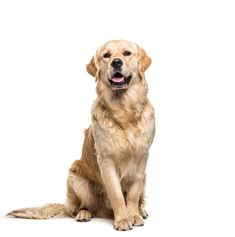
8,40,155,231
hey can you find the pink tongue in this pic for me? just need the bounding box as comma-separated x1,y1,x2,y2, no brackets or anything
112,77,124,83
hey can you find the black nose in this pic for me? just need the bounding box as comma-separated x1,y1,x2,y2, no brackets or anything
111,58,123,69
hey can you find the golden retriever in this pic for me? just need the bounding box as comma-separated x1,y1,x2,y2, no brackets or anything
7,40,155,231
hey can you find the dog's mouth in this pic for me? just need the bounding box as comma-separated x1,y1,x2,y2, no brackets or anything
108,72,132,91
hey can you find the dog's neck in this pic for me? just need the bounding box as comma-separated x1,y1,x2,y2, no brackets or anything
93,77,149,128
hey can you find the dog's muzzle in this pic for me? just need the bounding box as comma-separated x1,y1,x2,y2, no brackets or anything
108,72,132,91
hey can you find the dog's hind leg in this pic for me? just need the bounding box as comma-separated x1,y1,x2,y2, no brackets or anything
66,173,93,222
139,194,148,219
138,175,148,219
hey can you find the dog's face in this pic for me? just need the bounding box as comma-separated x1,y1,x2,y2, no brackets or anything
87,40,151,91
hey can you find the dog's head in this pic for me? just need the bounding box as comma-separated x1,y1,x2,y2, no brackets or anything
87,40,151,91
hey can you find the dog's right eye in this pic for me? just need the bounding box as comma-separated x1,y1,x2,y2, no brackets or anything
123,51,131,56
103,52,111,58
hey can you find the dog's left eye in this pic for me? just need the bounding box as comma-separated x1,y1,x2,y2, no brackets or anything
103,52,111,58
123,51,131,56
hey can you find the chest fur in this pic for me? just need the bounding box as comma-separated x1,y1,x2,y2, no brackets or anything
92,107,155,158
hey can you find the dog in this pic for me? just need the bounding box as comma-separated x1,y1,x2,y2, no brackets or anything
7,40,155,231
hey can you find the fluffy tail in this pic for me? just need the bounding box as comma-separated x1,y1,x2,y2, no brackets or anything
7,203,69,219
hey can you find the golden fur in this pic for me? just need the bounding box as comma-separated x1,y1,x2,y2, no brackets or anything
7,40,155,231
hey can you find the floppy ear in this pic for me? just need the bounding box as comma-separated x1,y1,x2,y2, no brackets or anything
86,56,98,78
138,47,152,77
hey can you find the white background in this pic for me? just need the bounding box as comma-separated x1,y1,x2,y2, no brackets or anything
0,0,235,236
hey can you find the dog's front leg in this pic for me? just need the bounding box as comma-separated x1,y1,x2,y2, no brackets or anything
98,158,133,231
126,154,148,226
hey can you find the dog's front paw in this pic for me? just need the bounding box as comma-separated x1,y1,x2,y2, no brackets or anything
132,214,144,226
113,217,133,231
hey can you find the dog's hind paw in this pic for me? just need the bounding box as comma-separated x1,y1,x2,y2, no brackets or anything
75,209,92,222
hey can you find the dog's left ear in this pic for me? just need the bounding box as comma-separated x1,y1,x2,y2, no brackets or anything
137,46,151,78
86,56,99,79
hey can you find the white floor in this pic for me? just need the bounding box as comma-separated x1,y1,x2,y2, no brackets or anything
1,215,153,237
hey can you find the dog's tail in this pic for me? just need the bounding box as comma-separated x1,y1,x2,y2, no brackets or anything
7,203,69,219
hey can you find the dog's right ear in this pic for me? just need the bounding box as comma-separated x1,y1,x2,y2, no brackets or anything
137,46,151,78
86,56,98,78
